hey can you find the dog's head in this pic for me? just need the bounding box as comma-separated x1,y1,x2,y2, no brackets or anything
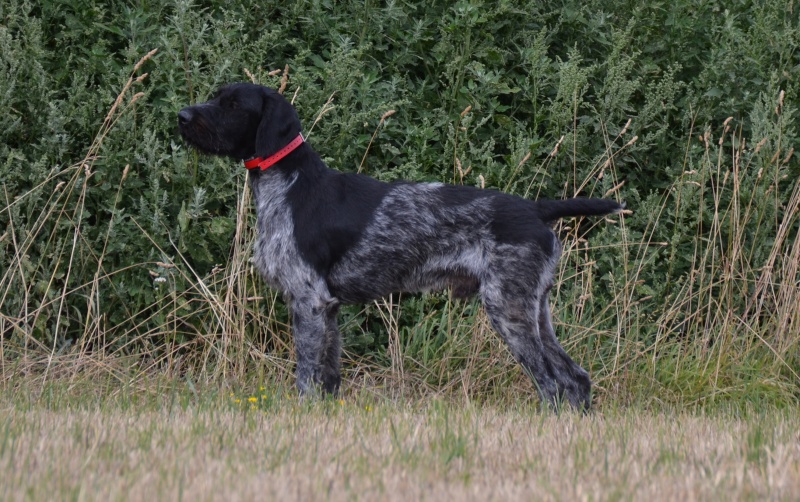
178,83,302,161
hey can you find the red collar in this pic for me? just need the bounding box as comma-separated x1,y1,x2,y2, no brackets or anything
243,134,305,171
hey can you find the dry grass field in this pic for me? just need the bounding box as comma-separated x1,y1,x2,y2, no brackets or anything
1,378,798,501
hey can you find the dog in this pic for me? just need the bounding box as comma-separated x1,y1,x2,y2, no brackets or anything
178,83,624,410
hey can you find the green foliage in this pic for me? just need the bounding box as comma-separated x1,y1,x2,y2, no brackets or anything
1,0,798,407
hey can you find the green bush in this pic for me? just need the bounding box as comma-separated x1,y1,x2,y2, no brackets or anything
1,0,798,407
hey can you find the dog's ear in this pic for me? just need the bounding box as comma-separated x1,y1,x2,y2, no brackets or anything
254,88,302,158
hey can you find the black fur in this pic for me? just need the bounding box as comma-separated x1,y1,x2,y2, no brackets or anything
288,169,392,277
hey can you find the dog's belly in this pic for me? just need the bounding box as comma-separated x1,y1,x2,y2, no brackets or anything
326,248,484,304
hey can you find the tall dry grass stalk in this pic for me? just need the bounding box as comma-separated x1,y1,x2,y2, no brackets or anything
358,109,397,174
1,49,157,385
548,91,799,404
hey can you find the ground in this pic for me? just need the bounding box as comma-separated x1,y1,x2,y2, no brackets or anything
2,379,798,501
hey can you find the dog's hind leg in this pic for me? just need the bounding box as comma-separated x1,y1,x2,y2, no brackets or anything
481,276,591,411
537,295,592,411
480,289,557,406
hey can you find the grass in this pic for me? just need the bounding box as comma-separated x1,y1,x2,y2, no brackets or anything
1,377,798,501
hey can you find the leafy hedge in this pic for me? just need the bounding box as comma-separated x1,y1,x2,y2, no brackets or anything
1,0,798,404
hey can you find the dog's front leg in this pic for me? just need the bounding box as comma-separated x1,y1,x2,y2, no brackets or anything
290,294,339,397
320,303,342,395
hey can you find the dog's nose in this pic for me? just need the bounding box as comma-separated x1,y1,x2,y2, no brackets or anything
178,108,193,125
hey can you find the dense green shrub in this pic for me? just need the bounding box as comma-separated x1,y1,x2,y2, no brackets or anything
1,0,798,405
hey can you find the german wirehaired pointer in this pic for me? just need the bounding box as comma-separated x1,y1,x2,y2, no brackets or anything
178,83,624,410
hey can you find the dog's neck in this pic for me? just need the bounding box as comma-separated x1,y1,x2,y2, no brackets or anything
246,135,331,199
244,134,305,171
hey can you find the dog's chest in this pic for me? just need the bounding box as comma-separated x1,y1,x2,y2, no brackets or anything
249,174,310,292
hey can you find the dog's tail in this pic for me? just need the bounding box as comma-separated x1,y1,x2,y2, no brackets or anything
536,198,625,223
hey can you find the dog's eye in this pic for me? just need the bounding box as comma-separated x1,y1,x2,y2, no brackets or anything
221,98,239,110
